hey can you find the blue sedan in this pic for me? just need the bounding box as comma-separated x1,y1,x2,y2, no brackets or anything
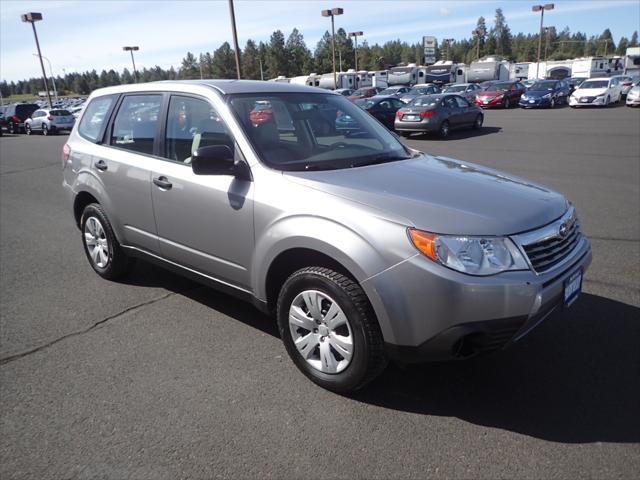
519,79,571,108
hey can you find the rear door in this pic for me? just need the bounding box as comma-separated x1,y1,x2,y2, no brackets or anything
443,96,463,126
91,93,163,253
150,94,254,289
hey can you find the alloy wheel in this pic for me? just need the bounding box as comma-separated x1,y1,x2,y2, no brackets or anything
288,290,353,374
42,125,49,136
83,216,110,268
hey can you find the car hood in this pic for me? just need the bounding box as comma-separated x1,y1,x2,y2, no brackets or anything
523,90,553,98
574,87,607,96
284,154,567,236
477,91,506,98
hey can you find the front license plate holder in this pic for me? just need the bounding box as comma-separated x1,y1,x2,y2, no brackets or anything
563,269,582,307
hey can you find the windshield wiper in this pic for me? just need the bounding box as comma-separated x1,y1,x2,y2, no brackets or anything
351,153,412,168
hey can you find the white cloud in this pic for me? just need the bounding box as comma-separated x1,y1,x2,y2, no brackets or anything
439,7,449,17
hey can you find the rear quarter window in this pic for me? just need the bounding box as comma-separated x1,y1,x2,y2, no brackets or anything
51,110,71,116
78,95,116,143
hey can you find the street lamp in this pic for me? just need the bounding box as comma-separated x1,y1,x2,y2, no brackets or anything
443,38,455,61
532,3,554,79
32,54,58,103
122,46,139,82
349,31,363,72
472,28,485,60
21,12,53,109
321,7,344,89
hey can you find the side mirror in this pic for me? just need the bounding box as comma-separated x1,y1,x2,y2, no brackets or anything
191,145,251,180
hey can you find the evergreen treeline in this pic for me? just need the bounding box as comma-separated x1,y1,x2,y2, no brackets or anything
2,9,638,97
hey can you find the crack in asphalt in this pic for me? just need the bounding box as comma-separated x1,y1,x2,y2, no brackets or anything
0,291,183,367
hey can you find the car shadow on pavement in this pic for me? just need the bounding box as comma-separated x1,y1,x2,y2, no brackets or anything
410,126,502,141
352,293,640,444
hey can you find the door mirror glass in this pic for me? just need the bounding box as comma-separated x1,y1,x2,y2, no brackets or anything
191,145,235,175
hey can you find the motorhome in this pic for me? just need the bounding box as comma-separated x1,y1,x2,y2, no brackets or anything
356,70,373,88
317,71,358,90
370,70,389,88
624,47,640,76
467,56,510,83
387,64,419,86
571,57,624,78
422,61,466,84
269,76,290,83
511,62,532,80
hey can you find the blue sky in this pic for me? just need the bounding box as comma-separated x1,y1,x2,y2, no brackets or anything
1,0,638,82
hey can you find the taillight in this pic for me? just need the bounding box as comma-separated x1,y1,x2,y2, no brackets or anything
420,111,435,118
48,115,54,121
395,111,403,118
62,143,71,168
12,115,20,123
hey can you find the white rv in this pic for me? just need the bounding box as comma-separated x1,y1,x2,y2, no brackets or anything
467,56,510,83
317,71,358,90
269,76,290,83
624,47,640,76
370,70,389,88
571,57,624,78
387,64,419,86
421,61,466,85
511,62,532,80
356,70,373,88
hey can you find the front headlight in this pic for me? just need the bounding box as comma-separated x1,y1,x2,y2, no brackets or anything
409,229,529,276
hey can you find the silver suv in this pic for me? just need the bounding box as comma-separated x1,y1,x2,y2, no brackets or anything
25,108,75,135
63,81,592,392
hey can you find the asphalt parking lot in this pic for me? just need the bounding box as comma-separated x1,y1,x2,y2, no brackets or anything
1,104,639,479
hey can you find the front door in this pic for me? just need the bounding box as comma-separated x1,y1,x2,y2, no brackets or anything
150,94,254,290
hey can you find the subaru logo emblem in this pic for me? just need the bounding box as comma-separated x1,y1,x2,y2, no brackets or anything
559,223,569,238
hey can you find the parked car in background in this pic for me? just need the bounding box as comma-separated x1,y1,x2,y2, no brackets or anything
610,75,636,96
569,77,623,107
0,103,39,134
522,79,538,89
334,88,354,96
518,79,571,108
394,94,483,138
625,82,640,107
68,106,85,119
567,77,587,92
478,80,500,91
374,86,413,98
354,95,405,130
399,84,441,104
475,81,526,108
347,86,385,102
441,83,482,102
24,108,75,135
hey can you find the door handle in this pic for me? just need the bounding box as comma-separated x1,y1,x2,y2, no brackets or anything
153,176,172,190
95,160,108,171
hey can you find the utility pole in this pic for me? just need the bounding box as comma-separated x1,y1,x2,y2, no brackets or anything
122,46,139,81
321,8,344,89
21,12,52,109
228,0,242,79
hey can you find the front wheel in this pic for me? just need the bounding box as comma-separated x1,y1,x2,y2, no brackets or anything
277,267,387,393
473,114,483,130
25,124,32,135
8,123,16,134
81,203,135,280
504,98,511,109
549,98,556,109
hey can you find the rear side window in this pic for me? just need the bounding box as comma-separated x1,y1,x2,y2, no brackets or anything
79,96,115,142
50,110,71,116
110,95,162,155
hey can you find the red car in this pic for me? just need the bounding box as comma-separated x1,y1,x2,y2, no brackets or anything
347,86,385,102
474,81,526,108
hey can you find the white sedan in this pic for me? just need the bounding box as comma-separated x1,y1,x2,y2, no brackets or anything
569,77,623,107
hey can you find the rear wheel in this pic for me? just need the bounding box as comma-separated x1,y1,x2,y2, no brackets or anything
439,120,450,138
24,124,32,135
81,203,135,280
42,124,49,136
277,267,387,393
473,114,483,130
8,122,16,134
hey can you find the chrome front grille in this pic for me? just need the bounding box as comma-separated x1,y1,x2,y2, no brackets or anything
512,207,584,274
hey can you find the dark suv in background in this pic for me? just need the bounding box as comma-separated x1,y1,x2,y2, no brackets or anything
0,103,39,134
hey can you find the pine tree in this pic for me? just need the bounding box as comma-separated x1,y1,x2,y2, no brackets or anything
211,42,237,79
266,30,289,77
490,8,512,58
179,52,199,79
314,31,334,74
286,29,313,77
242,40,262,79
630,31,638,47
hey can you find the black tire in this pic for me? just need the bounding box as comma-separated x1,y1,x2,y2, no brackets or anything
24,124,32,135
549,98,556,109
80,203,134,280
42,124,49,136
473,114,483,130
438,120,450,138
400,131,411,138
8,122,16,134
277,267,387,393
503,97,511,109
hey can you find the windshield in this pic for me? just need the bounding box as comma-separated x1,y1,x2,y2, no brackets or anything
443,85,467,93
410,87,435,95
580,80,608,89
378,88,398,95
228,93,412,172
486,82,512,92
355,98,376,109
409,95,440,107
530,81,556,91
351,88,370,96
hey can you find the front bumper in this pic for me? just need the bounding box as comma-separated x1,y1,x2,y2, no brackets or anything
569,96,607,106
519,97,552,108
362,234,592,363
626,96,640,106
475,97,504,108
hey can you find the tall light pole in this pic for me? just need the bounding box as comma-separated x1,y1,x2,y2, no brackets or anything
228,0,242,79
349,31,363,71
544,27,553,61
472,28,485,60
321,7,344,89
32,54,58,103
122,46,139,82
21,12,52,109
443,38,455,61
532,4,554,79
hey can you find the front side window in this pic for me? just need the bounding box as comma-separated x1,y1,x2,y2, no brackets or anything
454,96,470,108
165,95,233,164
79,95,115,142
110,95,162,155
228,92,412,171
